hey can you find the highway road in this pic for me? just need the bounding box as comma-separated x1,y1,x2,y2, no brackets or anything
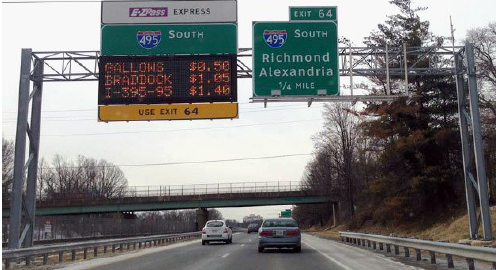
60,233,425,270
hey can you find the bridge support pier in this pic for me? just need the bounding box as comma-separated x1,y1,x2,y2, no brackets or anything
196,208,209,231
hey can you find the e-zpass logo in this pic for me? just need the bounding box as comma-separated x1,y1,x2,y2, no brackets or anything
263,30,287,48
129,7,168,17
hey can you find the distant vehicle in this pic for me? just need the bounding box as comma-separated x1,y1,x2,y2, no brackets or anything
247,223,260,233
258,218,301,253
202,220,233,245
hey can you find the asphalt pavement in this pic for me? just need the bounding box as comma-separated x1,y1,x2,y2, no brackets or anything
58,233,425,270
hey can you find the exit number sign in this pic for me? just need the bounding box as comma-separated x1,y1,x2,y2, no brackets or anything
289,6,337,23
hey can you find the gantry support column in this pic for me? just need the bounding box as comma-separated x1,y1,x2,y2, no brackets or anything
8,49,32,249
23,58,44,247
465,43,492,240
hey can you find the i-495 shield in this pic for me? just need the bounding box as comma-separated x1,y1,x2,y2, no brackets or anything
137,30,162,49
263,30,287,48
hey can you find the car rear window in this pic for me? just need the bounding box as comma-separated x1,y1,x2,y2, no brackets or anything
262,219,297,228
206,221,224,227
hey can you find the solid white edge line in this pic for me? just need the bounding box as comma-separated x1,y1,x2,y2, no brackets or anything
302,241,354,270
59,239,200,270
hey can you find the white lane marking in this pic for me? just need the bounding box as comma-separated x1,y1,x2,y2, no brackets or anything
303,241,354,270
222,253,230,258
241,244,245,247
248,239,252,242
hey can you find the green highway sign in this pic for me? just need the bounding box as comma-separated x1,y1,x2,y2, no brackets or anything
280,209,292,217
253,21,339,97
289,6,337,22
101,23,237,56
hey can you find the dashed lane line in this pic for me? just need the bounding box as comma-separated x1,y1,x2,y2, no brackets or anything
222,253,230,258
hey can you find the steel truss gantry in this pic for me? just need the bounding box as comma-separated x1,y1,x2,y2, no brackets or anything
7,44,492,250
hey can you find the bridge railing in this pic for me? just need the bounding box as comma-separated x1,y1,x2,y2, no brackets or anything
9,181,310,202
125,181,305,198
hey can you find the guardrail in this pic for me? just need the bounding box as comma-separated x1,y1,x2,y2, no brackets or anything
2,231,201,269
339,231,496,270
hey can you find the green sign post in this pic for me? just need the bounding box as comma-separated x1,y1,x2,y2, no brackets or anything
289,6,337,22
101,23,237,55
253,21,339,97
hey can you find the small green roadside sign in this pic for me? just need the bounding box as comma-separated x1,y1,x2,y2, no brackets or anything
253,21,339,97
289,6,337,22
101,23,237,56
280,209,292,217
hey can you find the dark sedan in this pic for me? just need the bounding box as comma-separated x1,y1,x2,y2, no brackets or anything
247,223,260,233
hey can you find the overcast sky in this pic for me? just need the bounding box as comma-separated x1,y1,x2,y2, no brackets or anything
1,0,494,221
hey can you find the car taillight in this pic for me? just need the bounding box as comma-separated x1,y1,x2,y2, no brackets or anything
202,228,206,234
223,228,228,233
285,230,300,236
259,230,273,236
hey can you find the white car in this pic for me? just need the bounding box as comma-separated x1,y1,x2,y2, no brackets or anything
202,220,232,245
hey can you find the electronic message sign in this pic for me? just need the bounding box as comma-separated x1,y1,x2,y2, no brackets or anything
98,55,237,105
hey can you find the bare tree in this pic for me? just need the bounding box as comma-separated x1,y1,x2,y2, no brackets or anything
38,155,128,199
208,209,223,220
2,137,15,194
316,103,360,217
466,21,496,117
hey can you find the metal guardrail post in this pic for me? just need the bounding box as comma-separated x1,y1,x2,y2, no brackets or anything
429,251,436,264
446,254,454,268
43,253,48,265
466,258,475,270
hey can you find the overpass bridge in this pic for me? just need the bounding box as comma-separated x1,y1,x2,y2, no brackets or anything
2,181,339,218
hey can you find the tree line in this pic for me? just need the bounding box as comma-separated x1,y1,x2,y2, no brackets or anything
294,0,496,228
